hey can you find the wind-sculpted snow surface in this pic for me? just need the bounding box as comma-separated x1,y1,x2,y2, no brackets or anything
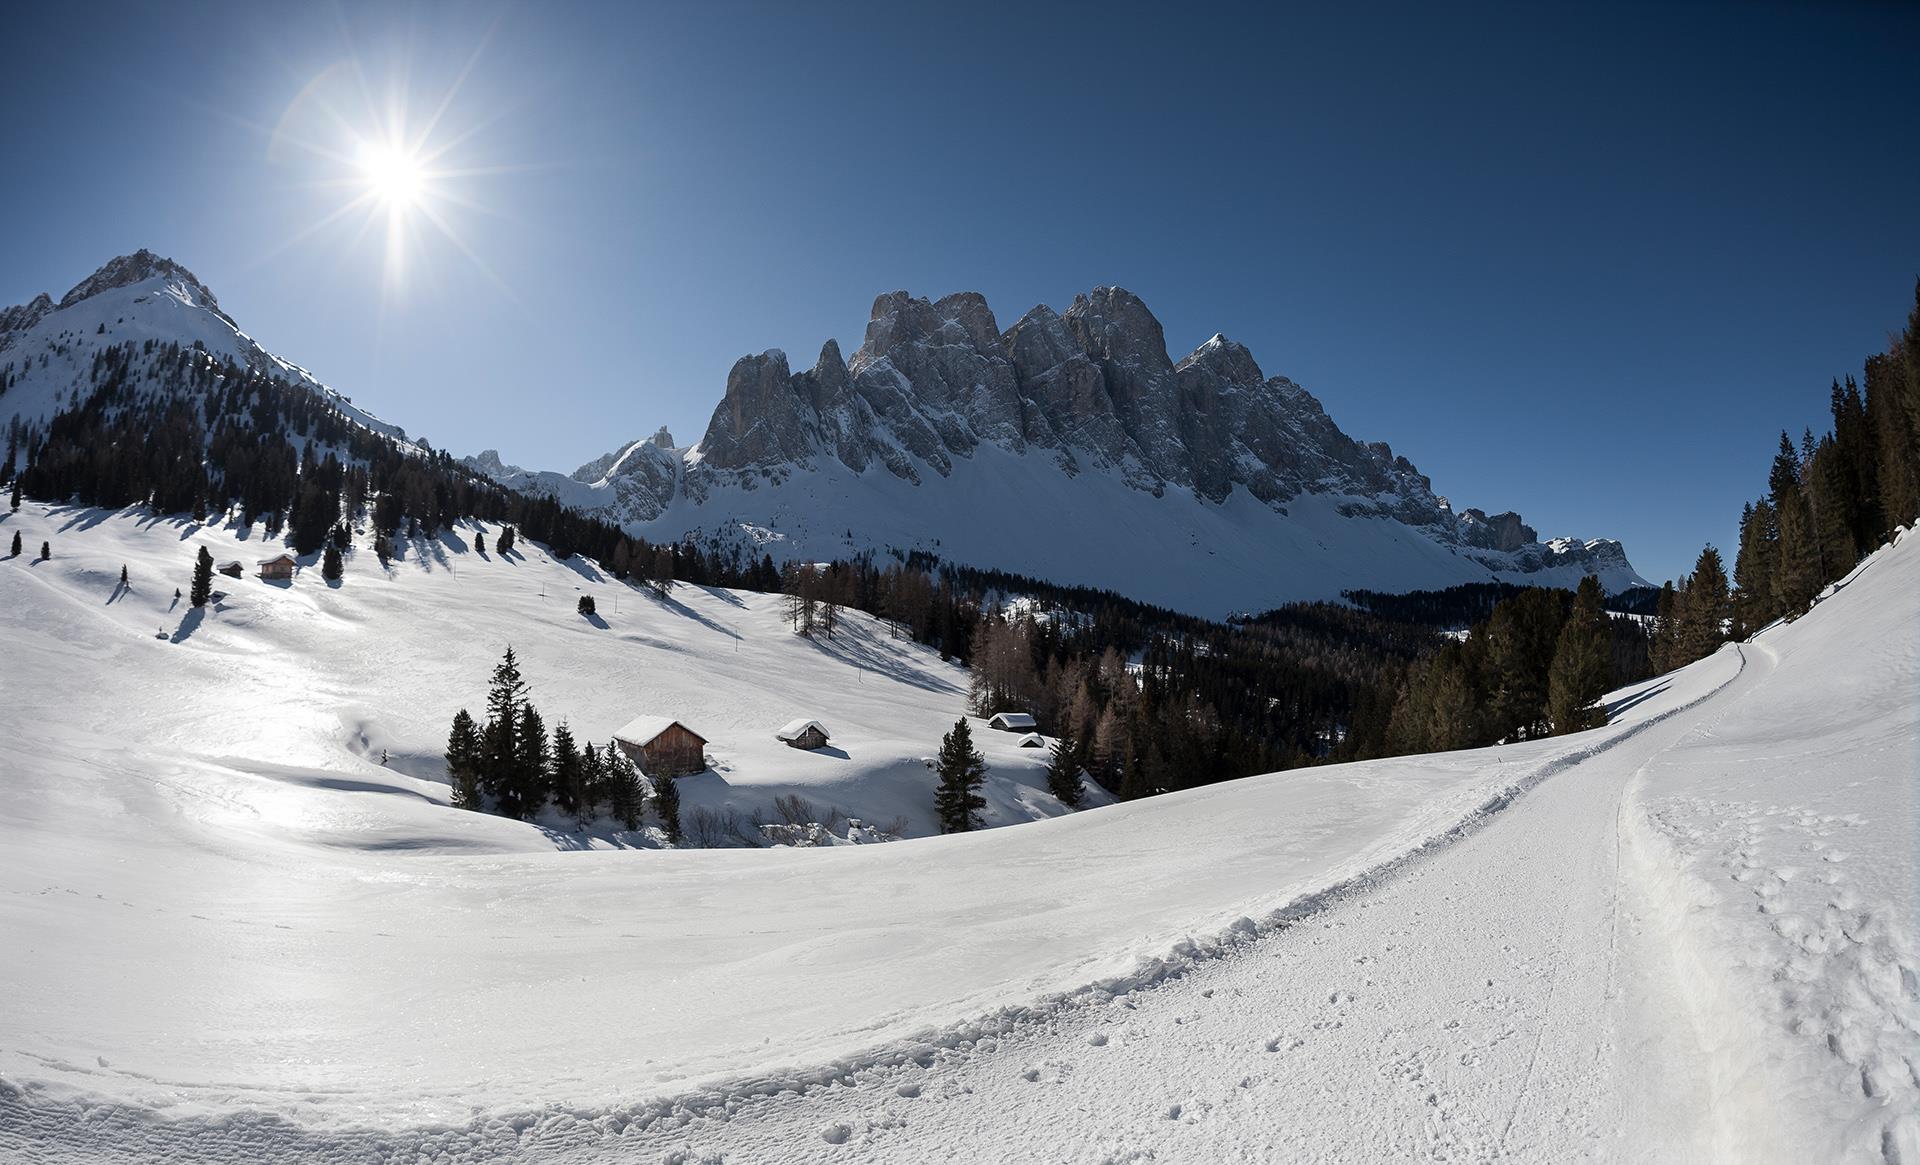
3,508,1913,1160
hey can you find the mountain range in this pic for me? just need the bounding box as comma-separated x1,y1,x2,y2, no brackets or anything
465,286,1645,614
1,253,1645,615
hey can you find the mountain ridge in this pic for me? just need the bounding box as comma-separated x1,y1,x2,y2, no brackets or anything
471,284,1646,613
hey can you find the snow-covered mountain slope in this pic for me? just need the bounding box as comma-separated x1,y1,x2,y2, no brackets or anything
473,288,1647,615
2,502,1911,1161
0,250,404,442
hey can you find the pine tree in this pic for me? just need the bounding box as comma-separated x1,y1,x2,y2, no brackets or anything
1677,545,1729,663
1770,431,1821,617
189,546,214,607
480,647,527,809
1045,727,1084,808
550,722,586,820
39,540,50,560
1548,576,1611,734
8,531,19,557
118,564,129,588
1650,581,1679,674
650,766,682,844
476,531,488,555
1731,498,1779,637
933,718,988,832
9,477,19,513
497,525,516,556
605,740,648,831
509,704,549,819
445,709,482,810
321,544,343,582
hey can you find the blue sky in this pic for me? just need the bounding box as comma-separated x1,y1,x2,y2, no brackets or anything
2,1,1915,585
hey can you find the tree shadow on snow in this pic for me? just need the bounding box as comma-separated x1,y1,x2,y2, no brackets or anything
1605,681,1670,720
170,607,206,643
645,587,737,640
802,624,962,696
553,553,606,585
581,610,610,630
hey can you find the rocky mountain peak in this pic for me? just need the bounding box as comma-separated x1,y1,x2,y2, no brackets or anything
58,250,223,316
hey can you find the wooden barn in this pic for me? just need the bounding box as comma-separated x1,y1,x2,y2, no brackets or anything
1016,732,1045,748
613,715,709,778
775,719,831,751
257,553,296,581
218,560,245,578
987,711,1038,733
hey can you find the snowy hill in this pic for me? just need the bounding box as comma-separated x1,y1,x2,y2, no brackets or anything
1,497,1911,1160
472,287,1648,615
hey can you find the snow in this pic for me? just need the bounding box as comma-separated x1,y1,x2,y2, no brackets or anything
0,506,1913,1162
987,711,1038,731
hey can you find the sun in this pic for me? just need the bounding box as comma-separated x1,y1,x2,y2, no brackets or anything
356,140,426,210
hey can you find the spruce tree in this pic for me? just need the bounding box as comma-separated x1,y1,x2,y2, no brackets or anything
322,544,343,582
1678,546,1729,663
649,765,682,843
933,718,988,832
551,722,586,820
119,564,129,588
8,530,19,557
9,477,19,513
480,647,527,808
1548,576,1611,734
509,704,549,819
189,546,214,607
1731,499,1779,636
1045,728,1084,808
497,525,516,556
39,540,50,560
445,709,482,810
476,531,488,555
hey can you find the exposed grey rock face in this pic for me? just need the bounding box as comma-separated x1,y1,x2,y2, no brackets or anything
480,284,1640,590
57,249,233,324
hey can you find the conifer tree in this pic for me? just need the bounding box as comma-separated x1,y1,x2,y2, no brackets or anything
605,741,648,831
509,704,549,819
480,647,526,808
119,564,129,587
8,530,18,557
475,531,488,555
1548,576,1611,734
39,540,50,560
1677,545,1729,663
496,525,516,556
650,765,682,844
321,544,343,582
550,722,586,820
933,718,988,832
1731,499,1779,637
445,709,482,810
189,546,214,607
1045,727,1085,808
9,477,19,513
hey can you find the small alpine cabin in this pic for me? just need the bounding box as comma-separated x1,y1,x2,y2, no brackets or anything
257,553,297,581
613,715,709,778
775,719,831,751
218,560,245,579
987,711,1038,733
1016,732,1045,748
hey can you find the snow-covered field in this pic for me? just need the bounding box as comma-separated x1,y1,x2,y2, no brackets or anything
1,507,1914,1162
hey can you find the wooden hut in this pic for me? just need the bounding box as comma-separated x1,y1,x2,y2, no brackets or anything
775,719,831,751
987,711,1038,733
613,715,708,778
218,560,245,579
1016,732,1045,748
257,553,297,581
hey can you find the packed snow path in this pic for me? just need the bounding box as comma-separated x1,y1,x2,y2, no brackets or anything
2,518,1915,1162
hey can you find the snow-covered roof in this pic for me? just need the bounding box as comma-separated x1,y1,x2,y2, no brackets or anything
613,715,704,747
988,712,1038,729
775,719,830,742
256,553,296,566
1016,733,1044,747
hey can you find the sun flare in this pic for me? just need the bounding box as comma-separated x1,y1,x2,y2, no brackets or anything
356,140,426,210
